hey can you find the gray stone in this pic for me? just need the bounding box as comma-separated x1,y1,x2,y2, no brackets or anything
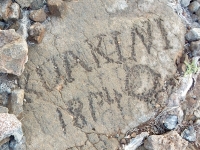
15,0,33,8
0,142,9,150
181,0,191,7
191,14,198,22
0,106,8,113
163,115,178,130
182,126,197,142
0,21,5,30
9,3,20,21
0,29,28,76
188,1,200,13
144,131,188,150
10,89,24,117
190,40,200,56
196,8,200,17
190,22,200,28
0,113,23,143
185,28,200,41
30,0,45,10
8,21,20,31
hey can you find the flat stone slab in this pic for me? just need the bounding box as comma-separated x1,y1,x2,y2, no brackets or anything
18,0,185,149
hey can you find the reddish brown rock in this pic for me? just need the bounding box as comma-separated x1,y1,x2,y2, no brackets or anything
28,22,45,44
47,0,67,17
29,9,46,22
0,29,28,76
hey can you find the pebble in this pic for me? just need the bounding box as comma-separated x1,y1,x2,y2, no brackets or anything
190,40,200,56
131,132,137,138
163,115,178,130
30,0,45,10
10,89,24,117
29,9,46,22
177,63,186,75
181,126,196,142
181,0,191,7
9,3,20,21
188,1,200,13
185,28,200,41
120,138,126,144
28,22,45,44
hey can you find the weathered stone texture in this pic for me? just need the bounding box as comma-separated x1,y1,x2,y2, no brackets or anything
0,29,28,76
18,0,185,149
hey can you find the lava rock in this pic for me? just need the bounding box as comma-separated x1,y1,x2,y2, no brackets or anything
181,0,191,7
28,22,45,44
0,21,5,30
47,0,67,17
30,0,44,10
9,3,20,21
185,28,200,41
163,115,178,130
0,29,28,76
0,113,23,142
181,126,196,142
10,89,24,117
188,1,200,13
29,9,46,22
144,131,188,150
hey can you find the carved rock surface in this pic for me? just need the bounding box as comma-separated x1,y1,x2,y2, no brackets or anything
18,0,185,149
0,29,28,76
